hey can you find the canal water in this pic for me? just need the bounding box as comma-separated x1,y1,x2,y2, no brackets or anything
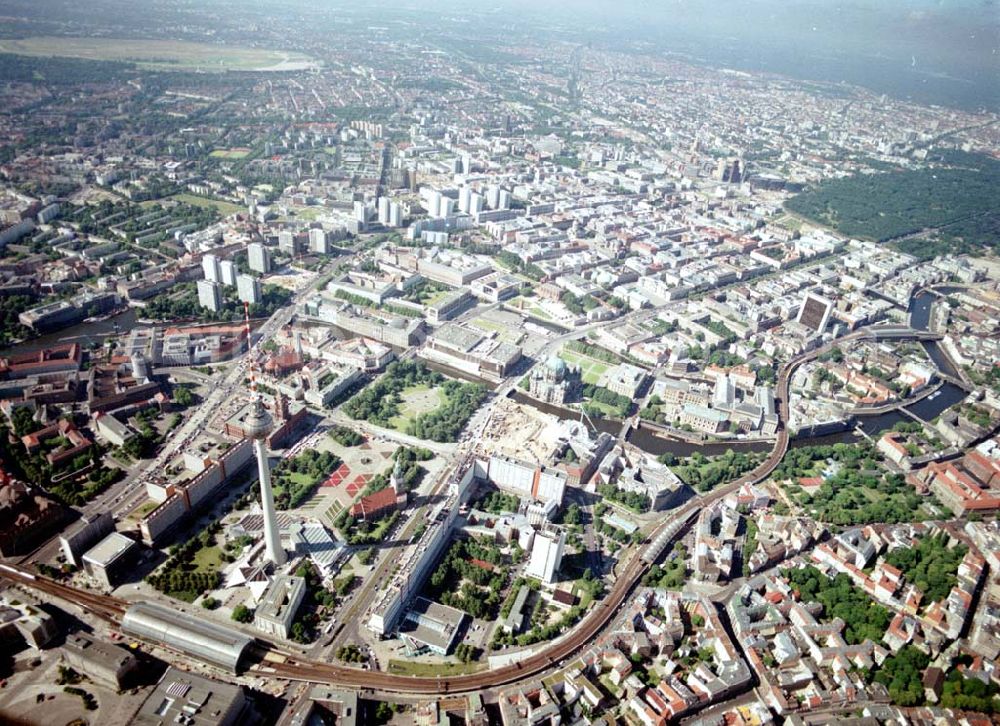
4,288,969,459
1,308,139,355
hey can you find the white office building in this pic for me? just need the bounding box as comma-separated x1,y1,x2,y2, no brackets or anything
237,274,262,305
220,259,238,287
248,242,272,274
525,528,565,584
254,575,305,640
202,254,222,283
309,228,329,254
389,202,403,228
197,279,222,312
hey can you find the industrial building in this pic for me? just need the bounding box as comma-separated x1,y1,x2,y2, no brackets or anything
121,602,253,674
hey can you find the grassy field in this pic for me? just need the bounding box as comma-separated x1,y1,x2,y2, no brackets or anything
209,148,251,159
192,545,223,572
170,193,243,216
387,659,485,677
559,348,610,385
0,36,314,71
290,206,326,221
389,384,444,430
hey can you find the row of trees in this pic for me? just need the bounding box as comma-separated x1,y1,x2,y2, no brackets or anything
287,561,338,644
496,250,545,280
327,425,363,446
596,516,642,545
146,527,223,602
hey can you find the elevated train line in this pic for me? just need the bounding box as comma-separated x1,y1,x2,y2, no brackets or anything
0,326,884,694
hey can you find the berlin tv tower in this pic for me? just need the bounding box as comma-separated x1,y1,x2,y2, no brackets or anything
243,303,286,568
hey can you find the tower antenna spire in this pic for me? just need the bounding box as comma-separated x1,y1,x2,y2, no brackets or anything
244,300,260,401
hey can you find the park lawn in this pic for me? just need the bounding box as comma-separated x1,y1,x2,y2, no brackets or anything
286,471,315,487
424,289,454,306
388,384,444,430
852,484,935,519
209,148,250,159
559,349,610,385
291,206,326,221
581,399,619,417
192,545,224,572
0,36,312,71
366,514,397,542
170,193,243,216
387,659,485,677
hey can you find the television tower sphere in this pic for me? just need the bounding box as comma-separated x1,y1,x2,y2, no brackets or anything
242,398,273,440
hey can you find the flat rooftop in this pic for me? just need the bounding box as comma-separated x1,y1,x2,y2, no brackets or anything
82,531,137,568
398,596,466,654
135,665,245,726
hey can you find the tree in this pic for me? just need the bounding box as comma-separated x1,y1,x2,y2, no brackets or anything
562,503,582,525
232,605,254,623
173,385,194,407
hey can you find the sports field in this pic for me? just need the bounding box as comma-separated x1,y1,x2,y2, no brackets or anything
209,148,251,159
170,193,243,216
0,36,316,71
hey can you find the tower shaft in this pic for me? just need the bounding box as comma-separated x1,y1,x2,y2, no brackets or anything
254,437,286,567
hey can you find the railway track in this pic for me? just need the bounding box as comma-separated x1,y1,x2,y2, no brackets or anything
0,328,884,694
